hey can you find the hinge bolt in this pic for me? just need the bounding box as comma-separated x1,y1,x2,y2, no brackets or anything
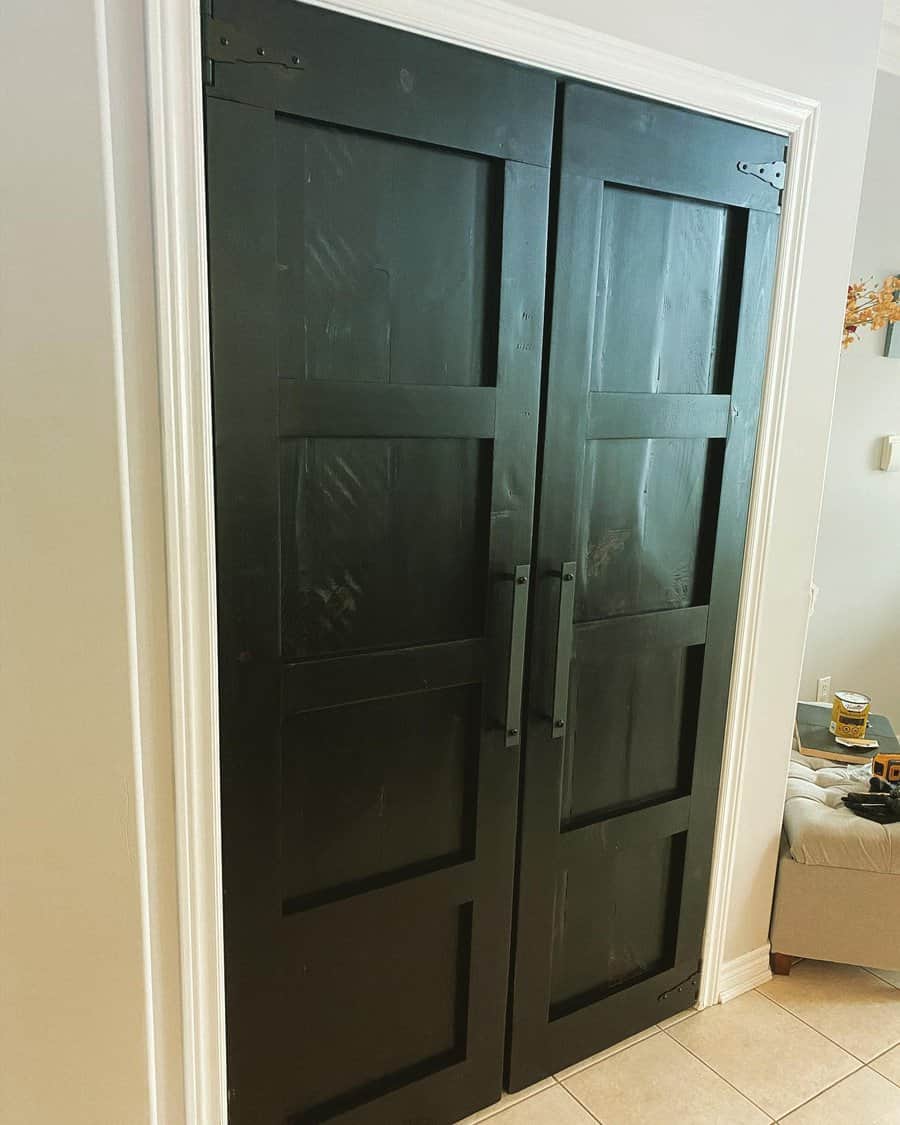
257,46,266,57
291,54,301,64
555,719,565,729
516,575,527,585
508,728,519,738
219,36,229,46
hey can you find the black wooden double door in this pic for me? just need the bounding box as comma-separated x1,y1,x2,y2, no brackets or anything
204,4,782,1122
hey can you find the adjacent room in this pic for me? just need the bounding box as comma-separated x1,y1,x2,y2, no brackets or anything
3,1,899,1123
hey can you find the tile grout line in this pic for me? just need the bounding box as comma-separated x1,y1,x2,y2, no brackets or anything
862,966,900,990
753,984,900,1066
741,987,870,1115
751,986,862,1057
770,1062,870,1122
456,1082,554,1125
462,977,900,1125
553,1074,606,1125
659,1026,777,1121
551,1027,661,1084
744,984,900,1118
871,1042,900,1068
868,1046,900,1093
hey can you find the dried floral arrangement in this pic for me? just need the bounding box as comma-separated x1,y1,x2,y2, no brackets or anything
843,275,900,348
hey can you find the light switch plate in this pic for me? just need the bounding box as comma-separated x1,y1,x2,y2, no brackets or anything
880,435,900,471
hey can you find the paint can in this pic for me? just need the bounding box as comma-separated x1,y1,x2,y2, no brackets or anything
829,691,871,738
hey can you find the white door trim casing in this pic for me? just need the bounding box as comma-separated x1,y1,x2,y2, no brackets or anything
143,1,818,1119
144,1,224,1121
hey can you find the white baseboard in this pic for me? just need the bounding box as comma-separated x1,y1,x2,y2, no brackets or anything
717,943,772,1004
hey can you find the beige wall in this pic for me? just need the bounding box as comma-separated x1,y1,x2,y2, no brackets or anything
0,0,152,1121
800,70,900,728
0,1,181,1123
0,0,882,1121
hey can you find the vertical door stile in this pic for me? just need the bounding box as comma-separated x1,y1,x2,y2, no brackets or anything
207,96,284,1124
466,155,551,1102
674,208,780,967
510,160,606,1079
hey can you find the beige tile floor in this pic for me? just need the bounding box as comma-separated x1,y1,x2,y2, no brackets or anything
457,960,900,1125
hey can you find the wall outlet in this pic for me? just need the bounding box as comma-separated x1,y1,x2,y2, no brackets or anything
816,675,832,703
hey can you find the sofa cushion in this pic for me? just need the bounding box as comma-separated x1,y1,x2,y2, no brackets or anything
783,753,900,875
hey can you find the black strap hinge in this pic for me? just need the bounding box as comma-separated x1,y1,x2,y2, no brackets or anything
203,16,305,78
737,159,787,191
658,969,701,1003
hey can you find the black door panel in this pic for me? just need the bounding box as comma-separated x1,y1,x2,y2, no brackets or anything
205,6,552,1121
204,9,782,1119
507,83,781,1088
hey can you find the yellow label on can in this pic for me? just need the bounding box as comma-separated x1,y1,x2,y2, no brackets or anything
829,691,871,738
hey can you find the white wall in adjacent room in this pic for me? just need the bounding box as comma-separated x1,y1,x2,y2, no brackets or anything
801,69,900,729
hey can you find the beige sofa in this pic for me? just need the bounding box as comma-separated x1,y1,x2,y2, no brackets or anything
769,751,900,974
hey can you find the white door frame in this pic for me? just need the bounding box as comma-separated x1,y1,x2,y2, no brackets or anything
144,1,818,1119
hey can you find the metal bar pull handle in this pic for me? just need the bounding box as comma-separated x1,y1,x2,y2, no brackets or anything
552,562,576,739
505,564,531,748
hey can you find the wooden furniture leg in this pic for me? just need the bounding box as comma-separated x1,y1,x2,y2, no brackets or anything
770,952,792,976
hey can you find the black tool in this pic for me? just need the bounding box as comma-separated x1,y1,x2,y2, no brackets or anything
843,777,900,824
